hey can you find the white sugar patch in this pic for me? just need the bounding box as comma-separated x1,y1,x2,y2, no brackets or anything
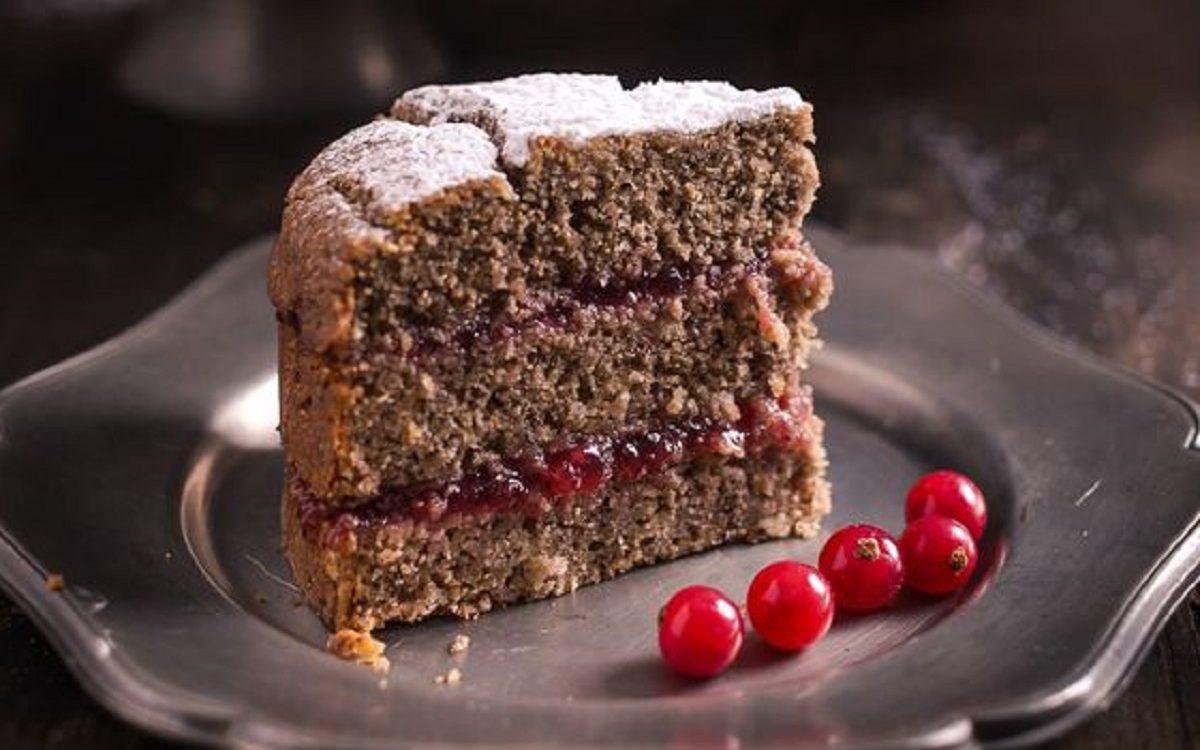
306,119,506,209
398,73,806,166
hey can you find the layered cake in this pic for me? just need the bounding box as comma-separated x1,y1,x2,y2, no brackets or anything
270,73,832,632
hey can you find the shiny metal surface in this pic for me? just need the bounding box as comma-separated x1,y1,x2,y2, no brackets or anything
0,227,1197,749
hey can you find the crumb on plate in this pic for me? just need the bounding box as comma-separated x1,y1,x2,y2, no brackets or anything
434,667,463,686
327,628,390,674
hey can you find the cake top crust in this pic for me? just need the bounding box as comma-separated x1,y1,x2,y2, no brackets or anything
295,118,506,213
291,73,808,216
395,73,805,166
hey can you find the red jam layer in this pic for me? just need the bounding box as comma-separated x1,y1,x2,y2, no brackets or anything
296,393,816,547
400,257,767,361
278,241,830,364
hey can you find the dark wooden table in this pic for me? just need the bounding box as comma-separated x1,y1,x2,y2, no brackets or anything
1,1,1198,747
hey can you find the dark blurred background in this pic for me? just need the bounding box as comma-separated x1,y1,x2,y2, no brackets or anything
0,1,1198,748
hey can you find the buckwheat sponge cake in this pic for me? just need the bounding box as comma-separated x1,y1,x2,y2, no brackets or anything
270,73,832,632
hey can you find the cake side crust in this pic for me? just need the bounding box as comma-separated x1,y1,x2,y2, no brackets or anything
268,117,514,358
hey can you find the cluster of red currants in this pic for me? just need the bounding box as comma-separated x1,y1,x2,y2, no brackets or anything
657,470,987,678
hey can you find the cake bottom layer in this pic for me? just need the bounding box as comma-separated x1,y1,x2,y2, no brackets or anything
283,428,829,631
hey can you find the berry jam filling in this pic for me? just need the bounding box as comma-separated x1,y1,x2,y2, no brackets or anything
401,257,766,361
277,239,830,364
296,392,815,547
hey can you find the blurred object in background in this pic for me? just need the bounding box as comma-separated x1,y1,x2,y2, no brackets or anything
0,0,145,160
782,0,1200,104
116,0,446,120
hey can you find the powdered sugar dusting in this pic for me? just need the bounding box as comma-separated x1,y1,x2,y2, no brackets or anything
396,74,638,166
397,73,806,166
302,74,807,213
306,119,506,210
631,80,803,135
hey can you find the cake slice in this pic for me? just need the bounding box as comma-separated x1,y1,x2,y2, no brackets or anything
270,73,832,632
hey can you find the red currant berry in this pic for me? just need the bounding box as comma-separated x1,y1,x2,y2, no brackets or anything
818,524,905,612
900,516,979,595
746,561,834,651
905,470,987,541
657,585,744,678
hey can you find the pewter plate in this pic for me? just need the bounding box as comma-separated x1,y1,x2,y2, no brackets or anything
0,226,1197,750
